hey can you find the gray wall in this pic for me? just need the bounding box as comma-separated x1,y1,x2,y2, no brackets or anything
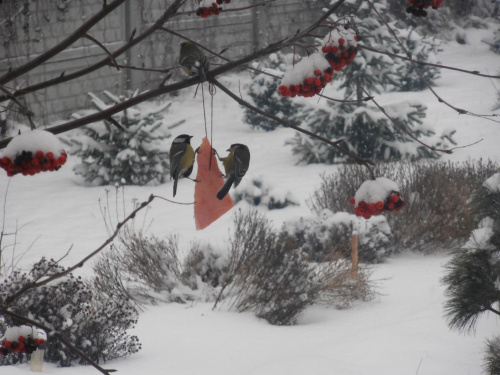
0,0,328,124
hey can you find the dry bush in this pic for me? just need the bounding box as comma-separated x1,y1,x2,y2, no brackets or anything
92,232,184,307
219,210,373,325
309,160,498,252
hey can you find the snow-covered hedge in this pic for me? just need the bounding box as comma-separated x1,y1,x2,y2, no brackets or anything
283,209,392,263
232,176,300,210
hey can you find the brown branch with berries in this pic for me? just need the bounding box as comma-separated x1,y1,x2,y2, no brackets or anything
0,0,348,150
210,76,377,178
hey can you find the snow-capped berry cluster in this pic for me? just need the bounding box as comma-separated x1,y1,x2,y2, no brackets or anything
350,177,405,220
0,129,67,177
0,326,46,355
278,53,333,98
406,0,443,17
321,26,360,72
196,0,228,18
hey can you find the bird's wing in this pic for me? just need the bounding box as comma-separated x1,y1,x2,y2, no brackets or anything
180,55,202,69
233,152,249,187
170,143,187,178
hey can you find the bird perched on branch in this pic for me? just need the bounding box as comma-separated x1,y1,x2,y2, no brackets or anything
179,42,210,81
170,134,196,197
217,143,250,200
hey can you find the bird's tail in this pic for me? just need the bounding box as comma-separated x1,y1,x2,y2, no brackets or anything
173,177,178,197
197,66,207,82
217,176,234,200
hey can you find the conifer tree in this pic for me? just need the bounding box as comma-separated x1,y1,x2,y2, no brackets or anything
287,0,450,164
443,173,500,374
67,91,172,186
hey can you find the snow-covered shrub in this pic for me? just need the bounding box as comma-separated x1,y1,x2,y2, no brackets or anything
232,176,299,210
309,160,498,252
221,210,371,324
66,91,172,186
243,53,305,131
283,209,392,263
92,233,190,306
1,258,140,367
182,243,230,290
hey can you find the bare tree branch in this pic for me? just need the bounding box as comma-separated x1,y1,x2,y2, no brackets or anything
0,0,346,149
4,194,156,306
0,0,187,103
210,76,377,176
365,0,500,123
358,44,500,80
0,0,127,86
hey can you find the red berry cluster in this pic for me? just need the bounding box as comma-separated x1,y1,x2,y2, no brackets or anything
0,336,45,355
322,38,358,72
196,2,223,18
350,191,405,220
278,67,334,98
406,0,443,17
0,149,67,177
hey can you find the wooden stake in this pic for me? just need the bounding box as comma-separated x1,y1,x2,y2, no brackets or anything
351,233,359,278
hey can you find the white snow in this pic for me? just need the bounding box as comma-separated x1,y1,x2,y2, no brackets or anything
354,177,400,204
1,326,46,342
0,129,64,159
484,172,500,192
0,23,499,375
281,53,331,86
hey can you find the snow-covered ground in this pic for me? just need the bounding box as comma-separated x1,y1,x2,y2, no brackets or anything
1,25,500,375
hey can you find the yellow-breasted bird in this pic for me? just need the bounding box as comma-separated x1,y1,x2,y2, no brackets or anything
170,134,195,197
179,42,209,82
217,143,250,200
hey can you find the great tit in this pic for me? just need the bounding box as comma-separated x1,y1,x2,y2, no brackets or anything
169,134,195,197
179,42,210,82
217,143,250,200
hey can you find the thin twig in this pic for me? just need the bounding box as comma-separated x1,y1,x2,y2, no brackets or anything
358,44,500,80
174,0,276,16
4,194,156,305
361,86,453,154
84,33,120,70
365,0,500,123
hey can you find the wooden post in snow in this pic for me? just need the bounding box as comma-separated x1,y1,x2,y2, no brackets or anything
351,231,359,278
